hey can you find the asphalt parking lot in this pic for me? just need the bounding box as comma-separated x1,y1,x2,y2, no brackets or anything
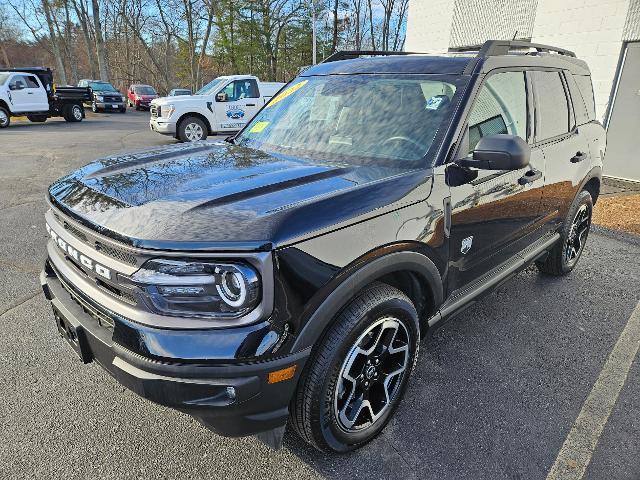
0,112,639,479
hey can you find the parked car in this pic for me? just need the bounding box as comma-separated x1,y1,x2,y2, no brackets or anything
41,41,604,453
168,88,192,96
149,75,284,141
127,84,159,110
0,67,90,128
78,79,126,113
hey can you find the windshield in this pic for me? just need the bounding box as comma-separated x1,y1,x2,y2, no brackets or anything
195,78,226,96
89,82,117,92
0,73,10,85
135,86,156,95
236,74,465,167
173,89,191,95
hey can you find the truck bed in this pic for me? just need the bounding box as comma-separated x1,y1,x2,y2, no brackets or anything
53,86,91,102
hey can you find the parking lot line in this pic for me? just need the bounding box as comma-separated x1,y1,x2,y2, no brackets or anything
546,300,640,480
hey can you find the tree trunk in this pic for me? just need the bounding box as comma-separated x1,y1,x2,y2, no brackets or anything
91,0,109,81
73,0,98,78
41,0,68,84
331,0,339,53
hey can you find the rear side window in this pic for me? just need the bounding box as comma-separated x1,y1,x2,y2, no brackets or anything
572,75,596,121
532,71,569,140
467,71,528,152
25,75,40,89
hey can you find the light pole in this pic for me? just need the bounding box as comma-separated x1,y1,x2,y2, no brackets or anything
311,0,317,64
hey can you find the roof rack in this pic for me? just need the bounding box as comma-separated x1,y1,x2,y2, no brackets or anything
321,50,418,63
461,40,575,58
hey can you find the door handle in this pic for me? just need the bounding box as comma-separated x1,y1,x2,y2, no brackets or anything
570,151,586,163
245,103,256,107
518,169,542,185
27,91,34,95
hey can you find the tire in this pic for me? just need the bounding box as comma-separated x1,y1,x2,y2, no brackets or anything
27,114,47,123
291,283,420,452
119,107,127,113
63,104,83,122
135,105,140,111
0,107,9,128
536,190,593,276
91,102,99,113
177,116,207,142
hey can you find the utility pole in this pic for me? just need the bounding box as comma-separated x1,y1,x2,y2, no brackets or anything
311,0,317,64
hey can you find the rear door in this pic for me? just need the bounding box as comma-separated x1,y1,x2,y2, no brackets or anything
215,79,262,131
531,70,592,232
24,75,49,111
447,70,545,293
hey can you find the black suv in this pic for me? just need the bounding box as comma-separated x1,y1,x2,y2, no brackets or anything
41,41,605,452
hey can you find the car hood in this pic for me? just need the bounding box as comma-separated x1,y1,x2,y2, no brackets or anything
48,142,432,251
152,95,208,106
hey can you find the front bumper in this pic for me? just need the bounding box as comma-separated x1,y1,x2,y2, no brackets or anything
40,259,309,439
150,116,176,135
95,101,125,110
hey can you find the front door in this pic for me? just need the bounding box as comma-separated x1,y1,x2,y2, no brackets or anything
447,70,545,294
7,75,31,112
215,79,262,131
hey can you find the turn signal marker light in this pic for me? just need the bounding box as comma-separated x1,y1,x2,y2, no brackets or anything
268,365,297,384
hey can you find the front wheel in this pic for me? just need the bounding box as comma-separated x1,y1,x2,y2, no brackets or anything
0,107,11,128
536,190,593,275
177,116,207,142
291,283,419,452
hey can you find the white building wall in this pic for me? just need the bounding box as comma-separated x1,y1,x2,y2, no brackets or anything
531,0,631,120
405,0,456,53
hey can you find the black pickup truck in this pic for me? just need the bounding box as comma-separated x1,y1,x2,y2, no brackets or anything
0,67,90,128
41,41,605,453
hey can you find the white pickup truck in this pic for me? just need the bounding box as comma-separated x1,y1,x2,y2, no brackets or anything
0,67,90,128
150,75,284,142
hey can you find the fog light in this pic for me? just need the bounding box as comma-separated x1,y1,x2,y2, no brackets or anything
226,386,236,400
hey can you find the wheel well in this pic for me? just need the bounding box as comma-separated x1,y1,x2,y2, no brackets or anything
177,112,212,135
584,177,600,205
0,100,10,113
377,270,436,325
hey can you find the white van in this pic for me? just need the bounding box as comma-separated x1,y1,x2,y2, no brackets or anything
150,75,284,142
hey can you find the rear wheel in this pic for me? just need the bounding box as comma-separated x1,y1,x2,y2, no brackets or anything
0,107,9,128
27,114,47,123
536,190,593,276
177,116,207,142
291,283,419,452
63,104,83,122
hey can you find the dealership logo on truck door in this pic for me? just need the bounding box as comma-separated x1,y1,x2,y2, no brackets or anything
46,222,112,280
225,106,245,119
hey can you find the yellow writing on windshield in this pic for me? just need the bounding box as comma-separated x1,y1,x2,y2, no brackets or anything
266,80,308,108
249,121,270,133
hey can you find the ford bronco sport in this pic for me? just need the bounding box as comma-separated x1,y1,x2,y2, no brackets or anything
41,41,605,452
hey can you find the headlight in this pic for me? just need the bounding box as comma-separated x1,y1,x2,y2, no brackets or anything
131,259,260,318
95,95,104,101
162,104,175,118
121,95,126,102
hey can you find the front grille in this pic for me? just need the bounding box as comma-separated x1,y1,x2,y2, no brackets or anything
103,95,121,103
94,242,137,266
50,261,115,330
63,221,88,242
150,105,160,117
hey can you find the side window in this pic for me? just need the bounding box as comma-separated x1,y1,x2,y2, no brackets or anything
9,76,26,89
532,71,570,140
467,71,528,152
572,74,596,121
25,76,40,89
221,80,260,102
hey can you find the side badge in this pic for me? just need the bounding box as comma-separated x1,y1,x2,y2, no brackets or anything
461,236,473,255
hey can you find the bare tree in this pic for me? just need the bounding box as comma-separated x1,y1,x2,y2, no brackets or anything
91,0,109,80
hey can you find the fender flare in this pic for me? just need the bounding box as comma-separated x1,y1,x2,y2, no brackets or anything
290,250,443,353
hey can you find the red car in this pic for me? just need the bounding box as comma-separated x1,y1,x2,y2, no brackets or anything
127,84,159,110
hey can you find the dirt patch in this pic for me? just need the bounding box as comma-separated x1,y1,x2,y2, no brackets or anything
593,194,640,235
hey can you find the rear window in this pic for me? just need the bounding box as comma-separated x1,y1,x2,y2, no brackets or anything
532,71,570,140
572,75,596,121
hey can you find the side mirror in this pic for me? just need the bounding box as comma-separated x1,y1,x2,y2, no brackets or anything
458,134,530,170
10,81,25,91
215,92,228,102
